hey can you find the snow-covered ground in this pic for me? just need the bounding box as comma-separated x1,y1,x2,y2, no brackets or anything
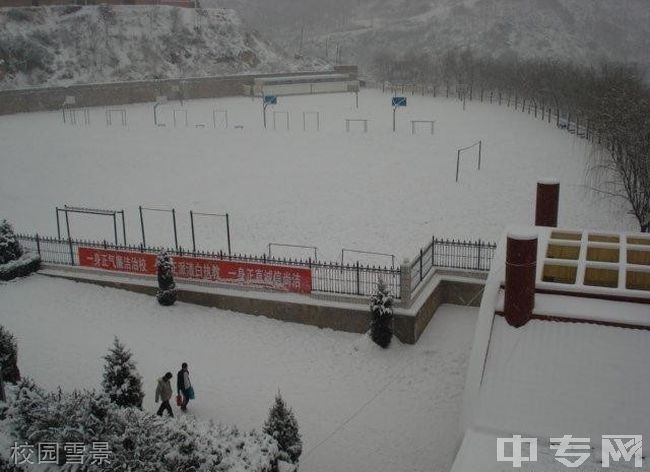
0,89,636,264
0,275,478,472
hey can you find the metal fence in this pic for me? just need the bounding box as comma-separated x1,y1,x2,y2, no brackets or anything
17,233,499,300
372,81,600,143
16,234,401,299
410,237,497,292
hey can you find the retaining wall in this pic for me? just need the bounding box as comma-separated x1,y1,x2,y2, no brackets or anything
0,66,358,116
38,263,485,344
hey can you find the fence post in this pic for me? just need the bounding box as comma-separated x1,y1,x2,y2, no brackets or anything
400,258,412,307
139,206,146,247
35,233,41,256
419,248,423,281
432,236,436,267
226,213,232,256
172,208,178,250
67,237,75,266
356,261,361,296
476,239,482,271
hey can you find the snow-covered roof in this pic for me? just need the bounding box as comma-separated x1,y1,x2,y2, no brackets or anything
254,73,350,85
453,226,650,472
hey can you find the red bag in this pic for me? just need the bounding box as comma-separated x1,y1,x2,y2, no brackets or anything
176,394,183,406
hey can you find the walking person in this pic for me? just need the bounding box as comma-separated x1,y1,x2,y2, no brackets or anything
177,362,194,412
155,372,174,417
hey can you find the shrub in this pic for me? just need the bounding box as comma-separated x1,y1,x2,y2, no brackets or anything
5,381,280,471
263,392,302,464
102,337,144,408
0,325,20,384
6,8,31,22
0,220,22,265
370,279,394,348
156,252,177,306
0,35,53,74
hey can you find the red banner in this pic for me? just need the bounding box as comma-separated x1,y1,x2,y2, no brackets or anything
78,247,312,294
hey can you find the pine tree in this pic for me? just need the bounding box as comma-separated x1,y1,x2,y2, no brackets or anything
370,279,393,348
0,220,22,265
0,325,20,383
263,392,302,464
102,337,144,408
156,251,177,306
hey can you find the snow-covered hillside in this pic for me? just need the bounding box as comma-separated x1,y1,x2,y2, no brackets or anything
0,4,327,90
209,0,650,75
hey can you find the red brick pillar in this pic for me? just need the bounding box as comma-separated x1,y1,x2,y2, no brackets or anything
504,234,537,327
535,179,560,227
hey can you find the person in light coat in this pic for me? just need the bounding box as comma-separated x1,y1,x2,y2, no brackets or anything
155,372,174,417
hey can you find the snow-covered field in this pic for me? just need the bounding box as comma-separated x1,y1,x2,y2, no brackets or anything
0,89,636,263
0,275,478,472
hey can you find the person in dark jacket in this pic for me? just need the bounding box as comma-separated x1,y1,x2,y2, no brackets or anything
177,362,192,412
155,372,174,417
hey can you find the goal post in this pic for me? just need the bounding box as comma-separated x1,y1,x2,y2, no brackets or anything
345,118,368,133
138,206,178,250
272,111,290,130
455,140,483,183
267,243,318,261
411,120,435,135
302,111,320,131
189,210,231,256
56,205,126,245
212,109,229,129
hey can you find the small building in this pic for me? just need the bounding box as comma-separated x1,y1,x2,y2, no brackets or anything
452,226,650,472
252,73,360,97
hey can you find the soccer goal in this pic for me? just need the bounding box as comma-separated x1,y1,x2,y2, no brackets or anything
267,243,318,262
455,140,483,183
302,111,320,132
138,206,179,250
56,205,126,245
411,120,435,135
62,108,90,126
105,109,127,127
340,248,395,268
189,210,231,256
345,118,368,133
173,109,188,128
212,110,229,129
273,111,290,130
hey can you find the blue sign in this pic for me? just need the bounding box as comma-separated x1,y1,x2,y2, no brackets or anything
392,97,407,107
263,95,278,105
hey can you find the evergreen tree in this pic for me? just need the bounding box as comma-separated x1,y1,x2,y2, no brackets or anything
0,220,22,265
156,251,177,306
102,337,144,408
370,279,393,348
0,325,20,383
263,392,302,464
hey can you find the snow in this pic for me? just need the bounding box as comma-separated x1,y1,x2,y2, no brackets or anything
474,316,650,440
0,274,478,472
0,90,637,264
451,428,641,472
0,252,39,276
455,227,650,472
0,5,325,90
495,290,650,328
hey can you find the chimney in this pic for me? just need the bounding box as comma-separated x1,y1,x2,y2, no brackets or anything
535,179,560,227
504,233,538,327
